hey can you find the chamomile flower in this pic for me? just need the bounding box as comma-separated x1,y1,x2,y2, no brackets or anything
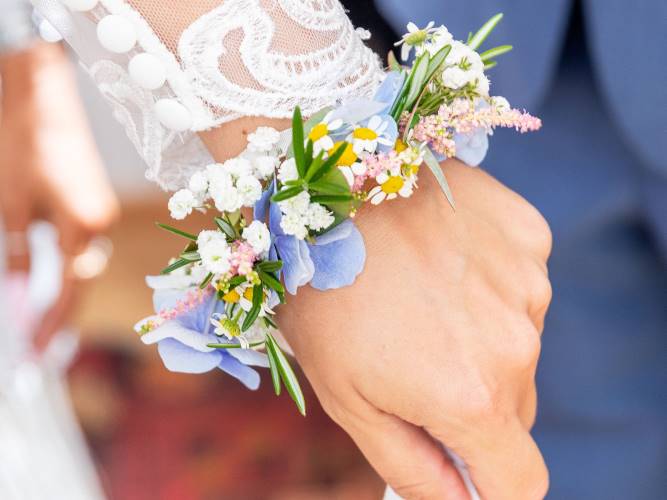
210,312,247,347
307,112,344,153
394,21,435,61
350,115,395,156
417,25,453,57
367,173,414,205
221,284,273,317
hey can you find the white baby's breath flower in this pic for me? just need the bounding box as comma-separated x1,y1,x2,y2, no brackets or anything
242,220,271,257
247,126,280,153
278,190,311,215
168,189,196,220
188,171,208,197
442,66,470,90
280,211,308,239
306,203,335,231
251,155,278,179
277,158,299,183
476,74,490,96
211,184,242,213
197,230,232,275
236,175,263,207
222,158,253,179
492,96,511,110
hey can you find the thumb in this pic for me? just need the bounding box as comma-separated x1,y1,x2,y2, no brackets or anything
339,401,469,500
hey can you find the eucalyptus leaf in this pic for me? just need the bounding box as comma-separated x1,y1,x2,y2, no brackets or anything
271,185,304,202
292,107,306,177
160,258,190,275
308,142,348,183
265,341,282,396
214,216,237,240
423,146,456,210
156,222,197,241
267,333,305,416
467,13,503,51
241,284,263,331
425,44,451,82
180,251,201,262
479,44,513,62
258,270,284,294
199,272,214,289
404,54,430,111
257,260,283,273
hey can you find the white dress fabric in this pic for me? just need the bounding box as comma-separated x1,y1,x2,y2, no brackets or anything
32,0,385,190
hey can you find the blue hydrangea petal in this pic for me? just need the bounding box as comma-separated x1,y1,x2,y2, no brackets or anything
157,338,222,374
228,348,270,368
309,220,366,290
275,235,315,295
373,71,406,113
254,183,275,222
218,351,261,390
140,318,219,352
454,128,489,166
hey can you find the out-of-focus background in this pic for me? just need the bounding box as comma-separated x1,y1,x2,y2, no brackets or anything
63,55,383,500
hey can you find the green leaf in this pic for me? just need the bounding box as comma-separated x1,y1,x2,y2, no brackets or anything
292,107,306,178
309,179,350,195
241,284,263,332
265,340,282,396
206,340,265,349
214,216,237,240
156,222,197,241
199,272,214,289
484,60,498,70
267,333,305,416
479,44,512,62
160,258,190,275
180,251,201,262
423,146,456,210
387,50,402,71
467,13,503,51
227,275,246,289
304,139,314,170
308,141,348,183
424,44,451,82
310,194,354,204
258,269,284,294
305,149,325,181
271,185,304,202
404,54,430,111
257,260,283,273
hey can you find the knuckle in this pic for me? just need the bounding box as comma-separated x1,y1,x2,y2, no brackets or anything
508,322,542,368
458,380,505,424
519,203,553,260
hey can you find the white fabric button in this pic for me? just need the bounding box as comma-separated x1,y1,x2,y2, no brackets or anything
97,15,136,53
61,0,98,11
128,53,167,90
155,99,193,131
38,20,63,43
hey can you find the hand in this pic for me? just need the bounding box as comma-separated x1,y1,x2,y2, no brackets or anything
277,160,552,499
0,42,119,351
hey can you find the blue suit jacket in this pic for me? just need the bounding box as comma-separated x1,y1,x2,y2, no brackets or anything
375,1,667,498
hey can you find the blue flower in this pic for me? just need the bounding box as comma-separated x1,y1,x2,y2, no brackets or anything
453,127,489,166
254,184,366,295
135,275,268,390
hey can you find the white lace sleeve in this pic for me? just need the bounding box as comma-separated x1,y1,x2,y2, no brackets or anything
31,0,384,190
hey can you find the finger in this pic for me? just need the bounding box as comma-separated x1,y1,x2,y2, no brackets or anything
32,256,78,354
518,383,538,430
339,399,470,500
2,211,31,272
437,417,549,500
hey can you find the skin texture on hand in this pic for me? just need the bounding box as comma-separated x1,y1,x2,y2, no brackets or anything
202,119,552,499
0,42,119,351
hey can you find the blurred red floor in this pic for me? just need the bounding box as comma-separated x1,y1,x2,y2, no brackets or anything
69,346,383,500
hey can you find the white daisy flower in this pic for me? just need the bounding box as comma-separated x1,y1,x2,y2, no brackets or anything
367,170,414,205
307,112,344,153
394,21,435,61
350,115,394,156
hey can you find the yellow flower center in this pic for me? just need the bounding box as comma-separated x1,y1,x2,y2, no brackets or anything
403,163,420,176
329,141,358,166
353,127,378,140
243,287,254,301
394,138,408,153
381,176,405,194
308,123,329,142
222,289,241,303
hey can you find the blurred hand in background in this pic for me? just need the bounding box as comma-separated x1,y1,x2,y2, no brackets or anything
0,41,119,351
